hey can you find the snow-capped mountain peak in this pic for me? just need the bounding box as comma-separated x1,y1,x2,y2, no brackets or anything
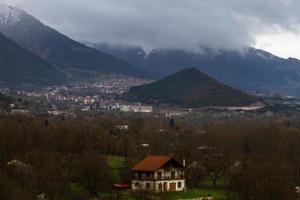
0,4,23,25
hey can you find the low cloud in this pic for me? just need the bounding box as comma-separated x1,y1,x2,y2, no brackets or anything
1,0,300,52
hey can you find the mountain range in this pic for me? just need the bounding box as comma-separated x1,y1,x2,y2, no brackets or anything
0,31,65,86
0,5,149,85
126,68,258,107
1,4,300,97
92,43,300,96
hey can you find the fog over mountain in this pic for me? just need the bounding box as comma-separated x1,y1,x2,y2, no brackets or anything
92,43,300,96
1,1,300,95
1,0,300,54
0,4,151,81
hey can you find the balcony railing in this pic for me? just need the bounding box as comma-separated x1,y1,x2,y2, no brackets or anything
132,175,185,181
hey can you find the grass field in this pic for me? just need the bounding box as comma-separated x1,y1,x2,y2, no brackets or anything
101,188,228,200
160,188,227,199
107,155,126,168
199,176,227,188
107,155,127,182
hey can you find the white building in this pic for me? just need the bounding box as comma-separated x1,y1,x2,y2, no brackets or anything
131,156,186,192
130,105,153,113
11,109,29,115
116,125,129,131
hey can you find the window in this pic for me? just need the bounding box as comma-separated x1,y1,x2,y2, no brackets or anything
158,171,162,179
142,173,146,178
135,173,139,178
163,182,168,191
171,171,175,179
158,183,163,191
135,182,139,189
146,183,151,189
178,182,182,189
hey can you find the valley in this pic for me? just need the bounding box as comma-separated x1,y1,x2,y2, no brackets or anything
1,2,300,200
1,73,300,122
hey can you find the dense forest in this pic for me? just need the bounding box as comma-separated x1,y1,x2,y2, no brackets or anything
0,114,299,199
0,93,12,110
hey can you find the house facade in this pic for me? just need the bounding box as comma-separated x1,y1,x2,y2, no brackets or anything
131,156,186,192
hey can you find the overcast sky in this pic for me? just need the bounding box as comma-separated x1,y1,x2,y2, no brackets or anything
1,0,300,58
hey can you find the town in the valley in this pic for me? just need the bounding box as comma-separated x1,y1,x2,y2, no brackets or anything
1,76,300,199
1,1,300,200
1,75,300,120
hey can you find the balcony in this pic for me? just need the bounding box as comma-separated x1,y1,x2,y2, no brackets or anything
132,175,185,181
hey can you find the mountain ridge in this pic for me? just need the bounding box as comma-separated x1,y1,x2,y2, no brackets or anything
0,4,152,80
0,4,22,25
92,43,300,96
0,32,66,86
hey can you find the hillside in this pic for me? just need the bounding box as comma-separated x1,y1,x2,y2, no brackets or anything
0,5,150,80
125,68,258,107
0,92,12,109
94,43,300,96
0,32,66,86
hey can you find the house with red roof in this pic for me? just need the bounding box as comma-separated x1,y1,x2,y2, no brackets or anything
131,156,186,192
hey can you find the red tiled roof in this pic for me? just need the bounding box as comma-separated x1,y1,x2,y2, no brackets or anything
131,156,180,172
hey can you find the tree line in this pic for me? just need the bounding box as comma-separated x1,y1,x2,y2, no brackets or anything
0,114,299,199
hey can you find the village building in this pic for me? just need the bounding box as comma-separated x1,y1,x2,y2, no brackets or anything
131,156,186,192
11,109,30,115
115,125,129,131
120,104,153,113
